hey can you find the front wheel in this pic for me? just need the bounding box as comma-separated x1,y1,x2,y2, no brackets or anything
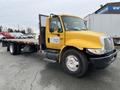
61,49,88,77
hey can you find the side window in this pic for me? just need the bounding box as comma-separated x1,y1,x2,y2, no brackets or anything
50,17,62,33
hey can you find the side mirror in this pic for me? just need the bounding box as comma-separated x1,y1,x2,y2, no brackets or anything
58,28,62,33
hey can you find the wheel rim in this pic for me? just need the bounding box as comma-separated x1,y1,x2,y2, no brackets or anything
10,44,14,53
66,55,79,72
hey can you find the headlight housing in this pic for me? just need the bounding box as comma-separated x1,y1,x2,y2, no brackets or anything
87,36,106,55
87,35,115,55
87,48,106,55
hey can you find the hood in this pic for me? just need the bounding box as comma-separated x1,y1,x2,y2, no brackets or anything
66,30,104,39
65,31,104,48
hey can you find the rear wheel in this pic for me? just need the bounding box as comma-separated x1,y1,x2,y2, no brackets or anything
7,45,10,51
9,43,21,55
30,45,38,53
61,49,88,77
9,43,17,55
17,44,21,54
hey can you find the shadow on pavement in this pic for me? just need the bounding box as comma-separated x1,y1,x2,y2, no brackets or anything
39,62,119,90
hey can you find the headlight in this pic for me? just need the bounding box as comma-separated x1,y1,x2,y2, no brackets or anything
87,48,106,55
87,36,106,55
87,35,114,55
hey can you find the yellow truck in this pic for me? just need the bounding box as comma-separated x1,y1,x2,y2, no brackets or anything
2,14,117,77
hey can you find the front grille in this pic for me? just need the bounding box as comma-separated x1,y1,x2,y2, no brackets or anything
104,38,114,52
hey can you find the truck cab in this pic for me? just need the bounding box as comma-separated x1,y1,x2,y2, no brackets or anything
39,14,117,77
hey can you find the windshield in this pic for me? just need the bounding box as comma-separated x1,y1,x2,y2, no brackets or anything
62,16,87,31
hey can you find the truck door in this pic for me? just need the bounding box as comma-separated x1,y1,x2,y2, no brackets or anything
39,14,48,50
46,16,64,50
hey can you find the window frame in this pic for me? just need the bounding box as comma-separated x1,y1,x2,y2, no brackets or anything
49,16,63,33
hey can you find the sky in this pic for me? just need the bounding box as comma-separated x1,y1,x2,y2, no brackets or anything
0,0,119,32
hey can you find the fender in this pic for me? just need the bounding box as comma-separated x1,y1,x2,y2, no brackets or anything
59,39,103,62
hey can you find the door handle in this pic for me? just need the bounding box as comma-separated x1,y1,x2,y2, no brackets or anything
56,34,60,36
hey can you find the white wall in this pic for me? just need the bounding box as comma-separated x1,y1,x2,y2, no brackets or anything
84,14,120,37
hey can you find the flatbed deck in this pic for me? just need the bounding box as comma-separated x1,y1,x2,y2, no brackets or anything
3,39,39,45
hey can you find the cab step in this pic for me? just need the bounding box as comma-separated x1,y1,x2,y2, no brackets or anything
44,49,59,61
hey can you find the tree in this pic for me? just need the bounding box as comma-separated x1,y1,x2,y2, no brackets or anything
14,29,20,32
26,28,33,34
14,29,17,32
8,28,13,32
0,26,3,32
21,30,26,34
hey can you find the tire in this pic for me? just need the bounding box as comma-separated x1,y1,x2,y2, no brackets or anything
61,49,88,77
17,45,21,54
9,43,17,55
7,45,10,52
30,45,38,53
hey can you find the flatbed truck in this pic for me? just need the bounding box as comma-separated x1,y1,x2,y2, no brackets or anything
2,14,117,77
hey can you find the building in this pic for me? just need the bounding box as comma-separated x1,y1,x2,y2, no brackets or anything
95,2,120,14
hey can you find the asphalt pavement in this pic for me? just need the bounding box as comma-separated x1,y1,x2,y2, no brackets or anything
0,44,120,90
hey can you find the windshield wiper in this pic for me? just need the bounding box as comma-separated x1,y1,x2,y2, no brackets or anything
66,28,87,31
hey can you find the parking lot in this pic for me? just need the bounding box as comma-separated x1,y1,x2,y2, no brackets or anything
0,44,120,90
